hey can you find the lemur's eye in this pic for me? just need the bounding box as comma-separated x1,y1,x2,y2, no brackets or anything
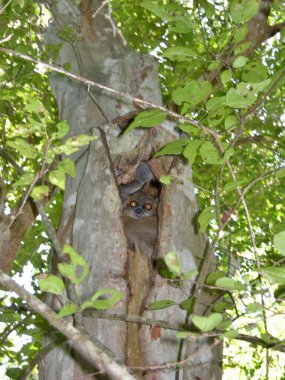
129,200,138,208
144,202,153,210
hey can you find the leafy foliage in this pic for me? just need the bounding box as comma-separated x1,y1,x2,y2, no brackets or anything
113,0,285,377
0,0,285,378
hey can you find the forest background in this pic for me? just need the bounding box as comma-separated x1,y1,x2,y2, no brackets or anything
0,0,285,379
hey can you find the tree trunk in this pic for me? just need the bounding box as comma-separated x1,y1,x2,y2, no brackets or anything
39,1,222,379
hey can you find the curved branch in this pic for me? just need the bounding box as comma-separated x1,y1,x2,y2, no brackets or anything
0,270,135,380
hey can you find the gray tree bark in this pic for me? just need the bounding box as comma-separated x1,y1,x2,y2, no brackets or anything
39,1,222,379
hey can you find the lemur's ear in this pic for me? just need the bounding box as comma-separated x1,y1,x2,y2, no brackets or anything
119,162,154,200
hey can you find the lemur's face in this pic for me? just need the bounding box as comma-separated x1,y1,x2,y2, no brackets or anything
123,191,157,219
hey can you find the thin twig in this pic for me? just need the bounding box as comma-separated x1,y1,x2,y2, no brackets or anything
0,0,12,15
0,168,47,249
0,47,218,139
0,146,25,174
233,167,284,212
92,0,109,18
84,310,187,331
35,202,66,263
19,342,55,380
215,163,225,229
226,159,270,361
130,355,192,373
226,161,259,265
244,68,285,120
0,138,52,248
0,33,12,44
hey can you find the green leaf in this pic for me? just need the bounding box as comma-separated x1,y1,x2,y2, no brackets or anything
55,135,97,155
74,134,97,146
198,207,215,232
206,96,225,111
272,223,285,234
53,121,69,139
226,83,257,108
31,185,49,201
164,252,182,276
202,0,215,18
273,231,285,256
6,368,22,379
206,271,227,285
58,159,76,178
220,330,239,339
246,303,263,313
234,282,247,291
0,310,21,323
148,299,176,310
38,275,65,295
215,277,237,290
233,56,249,68
242,61,268,82
183,140,204,164
58,244,89,285
81,288,122,311
213,301,233,313
7,138,37,159
180,297,195,313
46,149,55,164
49,170,66,190
276,168,285,178
55,144,78,156
207,61,221,71
180,103,191,115
178,123,197,134
13,173,35,187
251,79,271,93
124,109,166,133
57,304,79,318
140,1,176,21
224,115,238,130
192,313,223,332
163,47,196,62
216,30,231,48
259,266,285,284
274,285,285,300
200,142,223,165
207,108,225,127
159,175,173,185
235,41,251,55
220,321,233,331
172,80,212,106
154,139,190,157
233,24,249,43
25,98,44,113
182,269,198,280
223,179,246,192
221,70,232,85
230,0,261,23
176,331,191,339
169,19,193,34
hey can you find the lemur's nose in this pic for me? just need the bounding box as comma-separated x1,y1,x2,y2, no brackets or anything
135,206,144,216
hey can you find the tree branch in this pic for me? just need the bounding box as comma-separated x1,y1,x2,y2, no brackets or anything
86,310,285,353
0,269,135,380
0,46,219,140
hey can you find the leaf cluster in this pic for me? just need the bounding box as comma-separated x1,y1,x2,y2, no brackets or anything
114,0,285,376
0,0,285,377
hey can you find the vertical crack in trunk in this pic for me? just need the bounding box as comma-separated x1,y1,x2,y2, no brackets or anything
126,249,154,378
